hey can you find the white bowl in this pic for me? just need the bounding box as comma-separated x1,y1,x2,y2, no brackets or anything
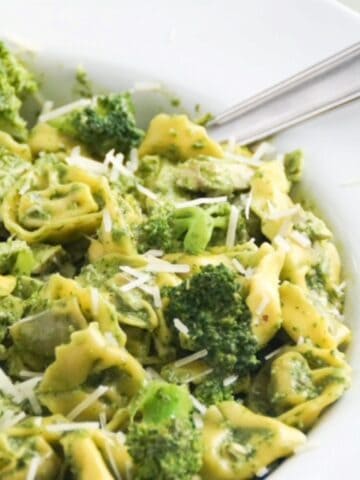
2,0,360,478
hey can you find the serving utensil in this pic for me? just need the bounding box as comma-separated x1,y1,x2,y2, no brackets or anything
208,41,360,144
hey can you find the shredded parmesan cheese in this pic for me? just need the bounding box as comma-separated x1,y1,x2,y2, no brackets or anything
174,349,208,368
245,191,252,220
0,411,26,430
46,422,99,432
128,148,139,173
16,377,42,414
297,336,305,346
223,375,238,387
39,98,92,123
144,249,164,258
193,413,204,429
255,296,270,317
228,442,248,456
26,456,41,480
67,385,108,421
175,196,227,209
102,209,113,233
136,184,158,201
68,146,107,175
120,266,149,281
290,230,311,248
145,257,190,274
120,274,151,293
183,368,213,384
19,370,43,379
226,152,262,167
190,395,207,415
226,205,239,248
0,368,22,403
90,287,100,316
173,318,189,336
226,136,236,153
274,235,291,252
256,466,270,477
39,100,54,118
252,142,275,162
264,347,284,360
146,367,163,380
267,205,300,220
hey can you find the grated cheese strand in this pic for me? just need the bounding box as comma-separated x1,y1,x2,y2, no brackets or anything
173,318,189,336
274,235,291,253
190,395,207,415
183,368,213,384
136,184,158,201
145,257,190,274
175,196,227,209
226,205,239,248
102,209,113,234
245,191,253,220
39,98,93,123
120,266,149,281
0,411,26,430
267,205,300,221
120,275,151,293
223,375,238,387
226,152,262,167
90,287,100,316
144,249,164,258
46,422,99,432
255,296,270,317
290,230,311,248
26,456,42,480
174,349,208,368
264,347,284,360
0,368,22,403
252,142,275,162
256,466,270,478
67,385,109,421
127,148,139,173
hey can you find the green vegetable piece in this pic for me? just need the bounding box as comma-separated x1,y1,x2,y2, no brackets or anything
284,149,304,183
0,42,37,140
140,382,193,424
127,381,202,480
166,264,258,377
50,93,144,157
138,203,231,254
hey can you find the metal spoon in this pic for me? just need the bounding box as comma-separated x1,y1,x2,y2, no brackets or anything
208,41,360,144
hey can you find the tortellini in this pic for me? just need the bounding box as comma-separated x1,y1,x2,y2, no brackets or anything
139,114,224,161
38,323,146,421
0,432,60,479
1,155,118,244
248,344,351,431
201,401,305,480
246,243,285,346
280,281,350,348
61,430,132,480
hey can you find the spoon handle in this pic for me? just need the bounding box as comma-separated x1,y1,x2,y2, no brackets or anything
208,42,360,144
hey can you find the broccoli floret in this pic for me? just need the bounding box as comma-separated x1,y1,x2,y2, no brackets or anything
194,376,234,406
138,203,231,254
166,264,259,376
127,381,202,480
50,93,144,157
284,149,304,183
0,42,37,140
